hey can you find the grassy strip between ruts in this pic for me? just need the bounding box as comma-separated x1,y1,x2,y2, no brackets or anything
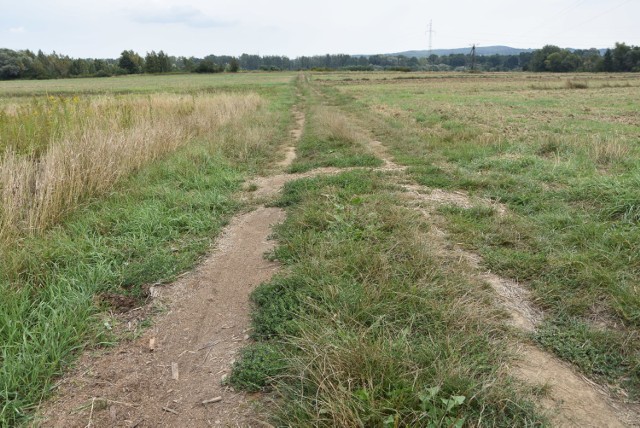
0,82,296,425
231,170,545,426
288,87,382,173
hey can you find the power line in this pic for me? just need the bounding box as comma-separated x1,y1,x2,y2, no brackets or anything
552,0,633,38
517,0,589,38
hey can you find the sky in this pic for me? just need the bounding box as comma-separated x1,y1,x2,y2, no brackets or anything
1,0,639,58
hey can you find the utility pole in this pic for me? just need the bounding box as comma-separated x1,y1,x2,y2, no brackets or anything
470,44,477,71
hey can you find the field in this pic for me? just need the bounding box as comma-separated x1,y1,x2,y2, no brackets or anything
1,71,639,426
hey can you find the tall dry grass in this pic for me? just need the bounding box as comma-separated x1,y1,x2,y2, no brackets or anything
0,93,261,247
312,105,362,143
537,132,634,166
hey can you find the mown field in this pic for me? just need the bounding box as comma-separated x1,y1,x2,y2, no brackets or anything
317,72,640,397
1,71,638,426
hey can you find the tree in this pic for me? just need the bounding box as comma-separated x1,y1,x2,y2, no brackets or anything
629,47,640,72
0,49,30,79
602,49,614,72
69,58,89,76
239,53,261,70
544,51,580,72
177,56,195,72
144,50,171,73
519,52,533,70
612,42,631,72
529,45,562,71
504,55,520,70
228,58,240,72
578,48,602,72
118,50,143,74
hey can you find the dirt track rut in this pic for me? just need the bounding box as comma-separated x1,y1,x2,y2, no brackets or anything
375,141,638,427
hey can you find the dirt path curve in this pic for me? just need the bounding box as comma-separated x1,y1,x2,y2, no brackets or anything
40,207,285,428
369,138,639,427
37,105,307,428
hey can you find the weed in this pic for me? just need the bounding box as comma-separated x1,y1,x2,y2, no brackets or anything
565,79,589,89
229,343,286,392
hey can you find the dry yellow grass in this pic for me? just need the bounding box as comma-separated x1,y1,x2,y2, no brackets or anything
588,135,632,165
0,93,262,247
312,105,362,143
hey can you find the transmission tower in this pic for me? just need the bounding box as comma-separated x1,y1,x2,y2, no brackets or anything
428,20,433,59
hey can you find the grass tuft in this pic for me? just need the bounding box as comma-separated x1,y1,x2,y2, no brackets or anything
536,317,639,395
229,343,286,392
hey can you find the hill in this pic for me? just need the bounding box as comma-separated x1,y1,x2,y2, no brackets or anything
391,46,534,57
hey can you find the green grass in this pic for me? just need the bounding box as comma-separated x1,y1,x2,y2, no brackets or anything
0,144,242,425
290,133,382,173
229,343,286,392
327,72,640,397
232,171,544,426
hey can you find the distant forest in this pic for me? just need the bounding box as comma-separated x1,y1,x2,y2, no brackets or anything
1,43,639,80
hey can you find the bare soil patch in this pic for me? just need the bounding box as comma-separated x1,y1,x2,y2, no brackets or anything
514,345,639,427
277,108,305,168
368,140,406,172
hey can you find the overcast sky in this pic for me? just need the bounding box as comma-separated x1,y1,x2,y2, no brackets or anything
2,0,638,58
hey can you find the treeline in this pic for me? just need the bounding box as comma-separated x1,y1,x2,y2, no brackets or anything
1,43,639,80
528,43,640,72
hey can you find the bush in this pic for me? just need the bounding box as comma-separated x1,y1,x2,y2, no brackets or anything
228,58,240,73
94,70,112,78
386,66,412,72
194,60,223,74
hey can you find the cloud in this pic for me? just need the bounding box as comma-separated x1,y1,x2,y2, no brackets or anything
130,5,233,28
9,26,26,33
